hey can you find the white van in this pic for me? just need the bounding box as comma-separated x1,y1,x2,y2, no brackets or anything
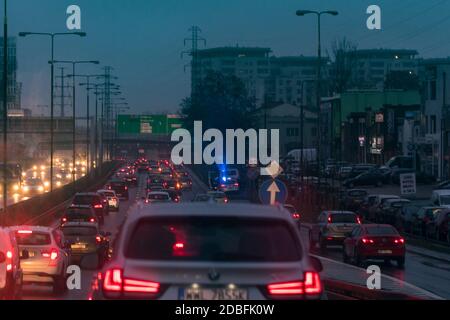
0,228,23,299
431,190,450,208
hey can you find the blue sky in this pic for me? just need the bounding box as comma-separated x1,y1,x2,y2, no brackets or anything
6,0,450,115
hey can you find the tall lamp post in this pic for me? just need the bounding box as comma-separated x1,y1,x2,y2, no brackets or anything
2,0,7,221
69,74,103,174
296,9,338,184
18,31,86,192
52,60,99,184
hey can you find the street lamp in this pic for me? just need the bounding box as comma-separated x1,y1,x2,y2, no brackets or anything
2,0,7,220
18,31,86,192
52,60,99,184
296,9,338,185
70,74,103,174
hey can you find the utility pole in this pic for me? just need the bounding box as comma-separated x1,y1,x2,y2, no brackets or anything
59,67,66,116
182,26,206,98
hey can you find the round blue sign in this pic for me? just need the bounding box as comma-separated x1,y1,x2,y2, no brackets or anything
259,179,288,205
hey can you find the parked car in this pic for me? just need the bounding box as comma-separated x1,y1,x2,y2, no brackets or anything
431,190,450,208
338,166,353,180
411,207,445,236
425,209,450,240
343,224,405,269
367,195,400,222
358,195,379,221
0,227,23,299
11,226,70,294
341,189,368,212
343,169,384,188
309,211,361,251
378,199,411,225
348,164,377,179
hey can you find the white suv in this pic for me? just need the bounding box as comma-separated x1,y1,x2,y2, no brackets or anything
0,227,23,299
90,203,324,300
10,226,70,294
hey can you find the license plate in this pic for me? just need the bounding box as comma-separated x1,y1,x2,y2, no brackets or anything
71,244,86,250
378,250,392,254
181,288,248,300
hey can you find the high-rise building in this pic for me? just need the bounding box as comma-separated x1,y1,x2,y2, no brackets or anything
195,46,272,106
0,37,20,112
350,49,419,90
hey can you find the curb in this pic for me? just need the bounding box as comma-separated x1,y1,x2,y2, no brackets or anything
406,246,450,264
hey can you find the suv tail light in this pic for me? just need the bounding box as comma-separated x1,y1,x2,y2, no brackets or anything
90,218,97,223
61,217,68,223
94,204,103,209
267,272,322,297
6,250,13,271
96,236,102,243
103,268,161,297
42,248,59,266
394,238,405,244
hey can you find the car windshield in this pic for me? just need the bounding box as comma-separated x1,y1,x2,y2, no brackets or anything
365,226,398,235
16,232,51,245
330,213,358,223
61,227,97,236
126,217,302,262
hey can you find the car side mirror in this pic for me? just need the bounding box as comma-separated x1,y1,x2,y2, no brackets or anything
21,250,30,260
309,256,323,272
0,251,5,263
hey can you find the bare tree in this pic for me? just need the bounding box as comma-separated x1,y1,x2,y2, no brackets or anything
328,37,358,94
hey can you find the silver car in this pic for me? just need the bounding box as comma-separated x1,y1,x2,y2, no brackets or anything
10,226,70,294
89,203,323,300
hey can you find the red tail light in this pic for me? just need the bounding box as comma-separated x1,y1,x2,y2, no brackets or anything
18,230,33,234
361,238,375,244
224,198,229,203
394,238,405,244
96,236,102,243
94,204,103,209
103,268,160,295
42,248,59,266
327,216,332,223
292,213,300,219
267,272,321,297
125,186,128,190
62,217,68,223
6,250,12,271
357,217,362,224
90,218,96,223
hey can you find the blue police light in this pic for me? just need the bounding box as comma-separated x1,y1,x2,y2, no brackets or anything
222,176,227,182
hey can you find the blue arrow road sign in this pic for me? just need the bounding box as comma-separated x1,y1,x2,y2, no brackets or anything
259,179,288,205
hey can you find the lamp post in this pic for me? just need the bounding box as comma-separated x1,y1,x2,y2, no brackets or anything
52,60,99,184
70,74,103,174
2,0,7,221
18,31,86,191
296,9,338,184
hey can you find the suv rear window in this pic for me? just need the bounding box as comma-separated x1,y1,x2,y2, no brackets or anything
329,213,358,223
148,193,169,200
73,195,100,205
16,232,51,245
126,217,302,262
62,227,97,236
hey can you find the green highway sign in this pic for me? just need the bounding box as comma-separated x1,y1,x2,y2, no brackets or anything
117,114,183,135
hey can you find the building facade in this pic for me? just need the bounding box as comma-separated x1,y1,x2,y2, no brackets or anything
0,37,20,112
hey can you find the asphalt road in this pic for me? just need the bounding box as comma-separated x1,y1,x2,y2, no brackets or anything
20,171,450,300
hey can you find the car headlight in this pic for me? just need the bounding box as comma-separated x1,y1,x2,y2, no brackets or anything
22,186,29,192
44,181,50,187
13,184,20,191
56,181,62,187
38,186,44,192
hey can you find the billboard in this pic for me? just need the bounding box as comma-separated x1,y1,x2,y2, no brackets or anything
117,115,183,135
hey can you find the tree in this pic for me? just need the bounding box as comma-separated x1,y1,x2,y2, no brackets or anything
328,37,358,94
180,70,256,132
384,70,420,91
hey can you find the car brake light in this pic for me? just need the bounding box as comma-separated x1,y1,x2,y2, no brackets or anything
94,204,103,209
327,216,332,223
6,250,12,271
103,269,160,294
267,272,321,296
292,213,300,219
357,217,362,224
125,186,128,190
96,236,102,243
394,238,405,244
362,238,375,244
17,230,33,234
224,198,229,203
42,248,59,266
90,218,96,223
62,217,67,223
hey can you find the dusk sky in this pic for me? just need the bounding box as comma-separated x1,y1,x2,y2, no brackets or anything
7,0,450,116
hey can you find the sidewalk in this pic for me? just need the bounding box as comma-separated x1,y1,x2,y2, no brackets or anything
406,244,450,263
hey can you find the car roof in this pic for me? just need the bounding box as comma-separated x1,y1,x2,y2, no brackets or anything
9,225,54,233
127,203,292,223
432,189,450,195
